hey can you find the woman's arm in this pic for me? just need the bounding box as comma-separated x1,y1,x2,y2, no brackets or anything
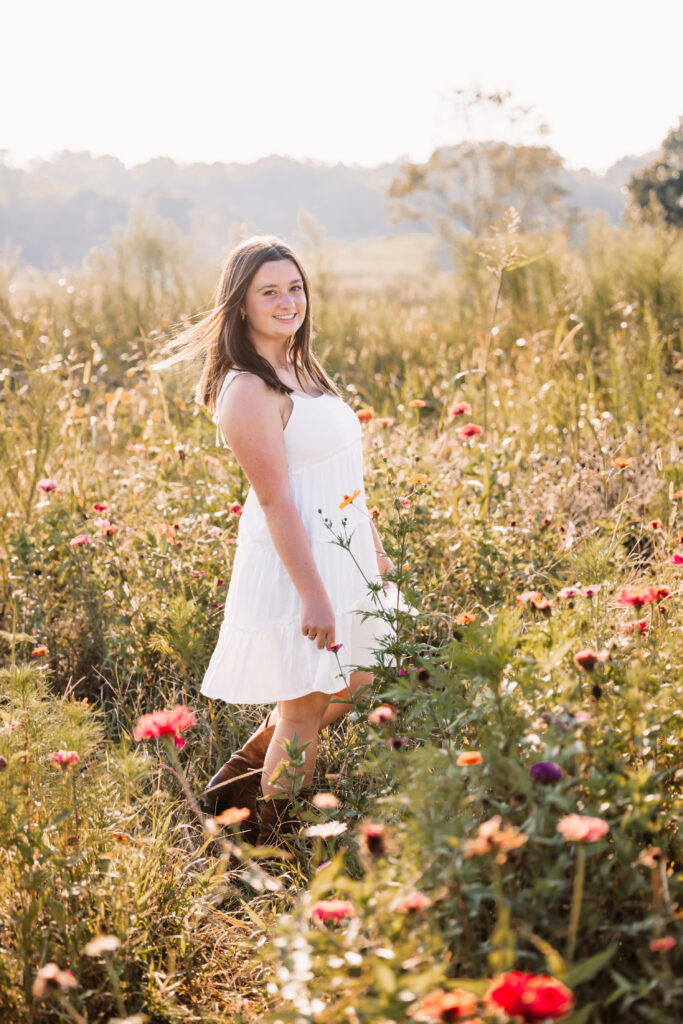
369,517,394,580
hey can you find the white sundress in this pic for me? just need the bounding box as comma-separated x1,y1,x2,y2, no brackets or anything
200,369,398,704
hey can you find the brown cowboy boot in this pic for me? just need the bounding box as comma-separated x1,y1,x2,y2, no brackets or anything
202,709,278,841
255,786,313,849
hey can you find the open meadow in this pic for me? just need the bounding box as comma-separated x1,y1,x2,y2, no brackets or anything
0,211,681,1023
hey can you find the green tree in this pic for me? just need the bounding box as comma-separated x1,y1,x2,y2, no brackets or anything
627,116,683,227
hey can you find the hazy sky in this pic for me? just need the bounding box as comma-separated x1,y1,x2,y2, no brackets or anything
4,0,681,174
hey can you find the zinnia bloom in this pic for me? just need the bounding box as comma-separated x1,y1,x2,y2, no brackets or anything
650,936,675,952
459,423,483,439
339,489,361,509
368,704,395,724
529,761,563,785
409,987,478,1021
356,408,374,422
214,806,251,826
557,814,609,843
397,890,432,913
49,750,79,767
620,619,650,636
456,751,483,766
463,816,528,864
487,972,574,1021
309,898,355,923
133,705,197,748
69,534,89,547
37,478,57,493
450,402,472,417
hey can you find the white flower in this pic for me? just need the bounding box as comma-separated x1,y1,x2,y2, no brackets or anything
304,821,348,839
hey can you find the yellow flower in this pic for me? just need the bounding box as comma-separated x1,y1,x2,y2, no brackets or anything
411,473,429,484
339,489,361,509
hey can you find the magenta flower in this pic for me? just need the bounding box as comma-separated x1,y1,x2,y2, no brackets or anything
38,478,57,493
459,423,483,439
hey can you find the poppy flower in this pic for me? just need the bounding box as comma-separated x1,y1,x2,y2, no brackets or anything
672,491,683,500
133,705,197,748
377,417,394,427
456,751,483,766
580,584,601,597
616,586,659,607
557,813,609,843
459,423,483,439
93,501,108,512
409,399,427,407
31,646,49,656
620,618,650,636
339,489,361,509
557,587,579,598
450,402,472,417
309,898,355,923
649,519,663,530
229,502,242,515
612,457,633,468
487,972,574,1021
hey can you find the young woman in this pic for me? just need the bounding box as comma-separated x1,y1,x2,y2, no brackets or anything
154,235,396,847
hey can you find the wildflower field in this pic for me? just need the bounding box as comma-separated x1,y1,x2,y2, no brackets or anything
0,210,681,1023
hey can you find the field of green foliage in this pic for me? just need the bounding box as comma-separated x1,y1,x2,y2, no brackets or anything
0,209,681,1023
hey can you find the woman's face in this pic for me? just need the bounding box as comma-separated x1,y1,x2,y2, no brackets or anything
241,258,307,349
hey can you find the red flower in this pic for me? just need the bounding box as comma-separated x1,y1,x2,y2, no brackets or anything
450,402,472,417
573,649,608,671
31,646,49,656
133,705,197,748
616,586,660,607
487,971,574,1021
93,501,108,512
459,423,483,439
620,619,650,636
309,898,355,923
672,553,683,566
49,750,80,767
229,502,242,515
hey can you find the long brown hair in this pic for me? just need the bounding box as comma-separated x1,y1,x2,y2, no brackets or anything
151,235,341,413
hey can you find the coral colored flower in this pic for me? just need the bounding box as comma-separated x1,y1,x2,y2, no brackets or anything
650,936,675,952
49,750,79,767
377,416,394,427
133,705,197,748
92,501,108,512
456,751,483,766
229,502,242,515
573,649,608,671
463,816,528,864
450,402,472,417
94,518,117,536
672,553,683,565
397,890,433,913
672,490,683,500
326,641,343,652
304,821,348,838
359,822,390,858
637,846,662,869
38,478,57,493
616,586,660,607
32,963,78,998
459,423,483,439
409,399,427,407
517,591,552,616
580,584,601,597
214,806,251,826
612,457,633,468
312,792,340,809
487,972,574,1021
356,408,374,422
517,590,544,605
455,611,476,625
529,761,563,784
409,987,478,1021
557,586,579,598
69,534,89,547
31,646,49,656
368,703,395,724
339,489,361,509
309,898,355,923
620,618,650,637
557,814,609,843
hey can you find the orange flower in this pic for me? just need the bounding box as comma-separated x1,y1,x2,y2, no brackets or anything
356,408,374,422
455,612,475,625
31,646,49,656
377,417,394,427
516,591,552,616
672,490,683,500
339,489,361,509
456,751,483,766
409,399,427,408
409,987,478,1021
214,806,251,826
464,816,528,864
397,890,432,913
612,457,633,468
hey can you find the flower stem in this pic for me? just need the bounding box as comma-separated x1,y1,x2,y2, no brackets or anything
566,843,586,963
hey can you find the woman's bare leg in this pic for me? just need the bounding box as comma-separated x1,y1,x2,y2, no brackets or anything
261,690,330,799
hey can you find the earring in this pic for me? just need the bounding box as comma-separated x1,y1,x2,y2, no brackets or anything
240,310,245,320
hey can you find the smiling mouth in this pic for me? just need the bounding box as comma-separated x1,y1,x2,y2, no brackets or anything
274,314,297,321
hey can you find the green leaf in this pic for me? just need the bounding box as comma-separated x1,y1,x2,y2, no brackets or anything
566,946,615,988
563,1003,596,1024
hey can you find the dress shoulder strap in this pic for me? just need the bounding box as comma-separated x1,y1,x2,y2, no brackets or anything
212,370,252,448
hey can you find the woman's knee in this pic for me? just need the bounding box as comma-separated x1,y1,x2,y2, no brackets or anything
277,692,328,728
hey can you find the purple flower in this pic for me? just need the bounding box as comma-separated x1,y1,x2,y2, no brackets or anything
529,761,563,785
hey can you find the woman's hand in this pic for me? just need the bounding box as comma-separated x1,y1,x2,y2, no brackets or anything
377,552,394,589
301,590,336,651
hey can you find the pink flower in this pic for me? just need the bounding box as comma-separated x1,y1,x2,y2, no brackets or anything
326,642,343,652
557,814,609,843
616,586,661,607
450,402,472,417
650,936,675,952
229,502,242,515
459,423,483,439
94,518,117,536
397,890,432,913
557,587,579,598
49,750,80,767
69,534,89,547
580,584,601,597
38,478,57,493
368,703,395,724
671,553,683,566
93,501,108,512
309,898,355,923
133,705,197,748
